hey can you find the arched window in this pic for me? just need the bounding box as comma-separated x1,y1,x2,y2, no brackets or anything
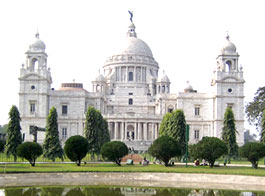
226,60,232,72
31,58,39,70
129,72,133,81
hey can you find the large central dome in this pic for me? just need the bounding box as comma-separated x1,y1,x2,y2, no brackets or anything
119,36,153,57
104,22,158,68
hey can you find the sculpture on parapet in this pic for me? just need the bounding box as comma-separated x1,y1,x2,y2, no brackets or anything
128,10,133,23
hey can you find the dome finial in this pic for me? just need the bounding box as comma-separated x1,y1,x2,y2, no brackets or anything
128,10,133,23
35,29,39,39
127,11,137,37
226,31,230,41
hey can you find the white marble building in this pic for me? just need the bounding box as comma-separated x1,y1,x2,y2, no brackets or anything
18,21,245,151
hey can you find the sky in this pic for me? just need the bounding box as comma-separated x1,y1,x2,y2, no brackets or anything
0,0,264,134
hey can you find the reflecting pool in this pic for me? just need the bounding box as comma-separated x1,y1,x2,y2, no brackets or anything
1,186,265,196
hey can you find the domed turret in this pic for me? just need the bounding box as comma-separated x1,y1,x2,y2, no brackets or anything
95,73,105,81
221,34,236,54
184,81,196,93
29,32,46,52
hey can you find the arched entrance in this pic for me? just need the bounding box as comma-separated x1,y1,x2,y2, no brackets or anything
127,125,135,141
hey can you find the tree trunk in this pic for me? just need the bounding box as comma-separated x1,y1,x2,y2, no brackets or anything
116,160,121,166
77,160,81,166
252,162,258,169
210,162,214,168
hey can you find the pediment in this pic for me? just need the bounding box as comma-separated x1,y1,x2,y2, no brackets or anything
222,76,239,82
20,73,44,80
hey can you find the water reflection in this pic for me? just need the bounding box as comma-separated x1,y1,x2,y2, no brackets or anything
2,186,265,196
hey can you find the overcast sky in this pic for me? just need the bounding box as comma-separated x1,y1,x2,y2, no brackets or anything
0,0,264,134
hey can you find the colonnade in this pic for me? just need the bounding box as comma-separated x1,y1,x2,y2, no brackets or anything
108,121,160,141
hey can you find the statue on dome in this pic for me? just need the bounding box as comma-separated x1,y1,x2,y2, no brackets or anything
128,10,133,23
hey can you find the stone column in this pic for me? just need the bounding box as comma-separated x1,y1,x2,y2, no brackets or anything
154,123,158,139
119,66,122,82
134,122,137,140
121,122,124,141
152,123,155,140
114,122,118,140
140,67,142,82
143,123,147,141
125,122,128,140
134,66,136,82
137,122,141,140
126,66,128,82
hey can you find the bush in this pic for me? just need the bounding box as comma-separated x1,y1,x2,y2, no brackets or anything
148,135,181,167
0,140,5,153
17,142,43,166
190,137,227,167
64,135,89,166
100,141,128,166
239,142,265,169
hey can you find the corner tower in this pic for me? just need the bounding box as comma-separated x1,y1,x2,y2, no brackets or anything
211,34,245,145
19,32,52,141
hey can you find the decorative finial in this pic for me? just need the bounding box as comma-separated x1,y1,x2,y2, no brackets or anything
35,29,39,39
187,80,190,84
128,10,133,23
163,70,165,75
226,31,230,41
98,69,100,74
73,79,75,83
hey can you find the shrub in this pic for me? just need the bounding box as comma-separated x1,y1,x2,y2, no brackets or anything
64,135,89,166
239,142,265,169
148,135,181,167
17,142,43,166
190,137,227,167
100,141,128,166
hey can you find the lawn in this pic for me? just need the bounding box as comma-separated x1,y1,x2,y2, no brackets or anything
1,163,265,176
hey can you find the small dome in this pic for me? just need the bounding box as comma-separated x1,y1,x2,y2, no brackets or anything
221,35,236,54
184,81,194,93
159,71,170,83
95,73,105,81
29,32,46,52
161,75,170,83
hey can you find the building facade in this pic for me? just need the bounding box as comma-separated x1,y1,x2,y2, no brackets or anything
18,22,245,151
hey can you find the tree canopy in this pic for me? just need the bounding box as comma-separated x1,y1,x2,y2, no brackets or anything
84,106,110,158
43,107,64,161
64,135,89,166
101,141,128,166
190,137,227,167
17,142,43,166
159,109,186,155
246,86,265,129
222,107,239,163
239,142,265,169
5,105,22,161
261,110,265,143
148,135,181,166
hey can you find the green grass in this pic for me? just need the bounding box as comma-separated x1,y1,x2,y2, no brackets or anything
1,163,265,176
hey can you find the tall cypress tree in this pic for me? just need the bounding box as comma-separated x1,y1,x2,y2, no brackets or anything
43,107,64,161
5,105,22,161
261,110,265,143
159,109,186,155
222,107,238,163
84,107,110,159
